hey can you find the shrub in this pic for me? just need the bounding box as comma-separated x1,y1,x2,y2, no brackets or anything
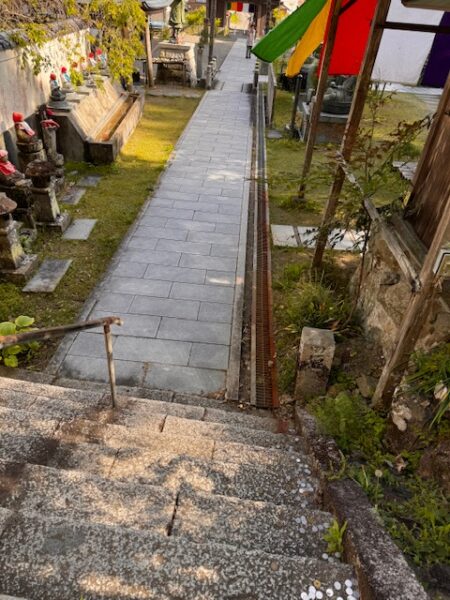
0,316,39,368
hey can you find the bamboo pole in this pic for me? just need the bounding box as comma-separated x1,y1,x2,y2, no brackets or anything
144,15,154,87
311,0,391,269
297,0,342,199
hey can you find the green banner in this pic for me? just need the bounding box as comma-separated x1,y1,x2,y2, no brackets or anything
252,0,328,63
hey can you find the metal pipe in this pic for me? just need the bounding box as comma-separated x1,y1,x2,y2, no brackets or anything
103,323,117,408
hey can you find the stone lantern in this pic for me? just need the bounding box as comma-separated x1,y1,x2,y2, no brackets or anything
25,160,71,232
0,193,37,282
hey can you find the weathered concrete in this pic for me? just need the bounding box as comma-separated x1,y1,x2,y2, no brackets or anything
22,259,72,293
294,327,336,405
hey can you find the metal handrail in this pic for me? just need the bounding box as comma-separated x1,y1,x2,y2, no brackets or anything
0,316,123,407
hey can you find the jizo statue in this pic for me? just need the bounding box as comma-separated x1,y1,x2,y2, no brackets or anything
169,0,185,42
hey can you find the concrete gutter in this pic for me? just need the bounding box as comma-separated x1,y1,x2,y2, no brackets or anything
295,406,430,600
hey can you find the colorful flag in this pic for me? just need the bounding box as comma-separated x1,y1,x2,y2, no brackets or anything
323,0,378,76
251,0,328,63
286,0,332,77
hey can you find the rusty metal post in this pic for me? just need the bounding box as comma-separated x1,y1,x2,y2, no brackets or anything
103,323,117,408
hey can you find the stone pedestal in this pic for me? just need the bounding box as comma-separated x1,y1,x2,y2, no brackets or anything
31,183,71,232
0,194,37,282
42,127,65,190
156,43,197,87
294,327,335,405
0,180,35,231
300,102,348,144
17,140,46,173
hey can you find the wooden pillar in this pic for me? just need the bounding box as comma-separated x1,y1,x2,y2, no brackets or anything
311,0,391,270
298,0,342,199
144,15,154,87
208,0,217,63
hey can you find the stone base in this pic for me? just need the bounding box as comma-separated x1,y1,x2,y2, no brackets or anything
300,102,348,144
47,100,72,112
155,42,197,88
36,211,72,233
0,253,38,283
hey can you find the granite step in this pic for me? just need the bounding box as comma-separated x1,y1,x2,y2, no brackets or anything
0,511,356,600
0,405,312,472
0,376,284,432
47,441,318,507
0,460,331,559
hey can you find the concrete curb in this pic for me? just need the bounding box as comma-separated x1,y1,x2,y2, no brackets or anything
294,406,430,600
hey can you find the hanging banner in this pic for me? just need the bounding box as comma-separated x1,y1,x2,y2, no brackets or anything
251,0,328,63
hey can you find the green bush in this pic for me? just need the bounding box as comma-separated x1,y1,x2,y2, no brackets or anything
0,316,39,368
186,6,206,32
311,392,385,456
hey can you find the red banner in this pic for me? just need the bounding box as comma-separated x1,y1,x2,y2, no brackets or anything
321,0,378,76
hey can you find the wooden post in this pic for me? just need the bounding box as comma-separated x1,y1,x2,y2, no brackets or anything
297,0,342,199
208,0,217,64
144,15,154,87
312,0,391,270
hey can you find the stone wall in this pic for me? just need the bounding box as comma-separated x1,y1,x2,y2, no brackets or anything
0,27,88,163
356,229,450,359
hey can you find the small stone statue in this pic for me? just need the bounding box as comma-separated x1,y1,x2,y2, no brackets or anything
322,76,357,115
48,73,71,111
169,0,185,43
13,112,38,145
60,66,73,92
0,150,25,186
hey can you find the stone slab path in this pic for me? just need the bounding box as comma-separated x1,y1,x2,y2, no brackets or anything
271,224,364,252
23,259,72,293
53,39,255,397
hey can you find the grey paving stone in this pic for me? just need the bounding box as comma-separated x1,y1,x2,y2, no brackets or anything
62,219,97,240
143,264,205,284
145,364,226,394
165,218,215,232
112,262,147,278
120,249,181,266
138,216,168,228
173,200,219,213
157,318,230,345
171,282,234,304
211,244,238,258
104,276,171,298
189,343,229,369
114,336,191,365
187,231,239,246
134,226,188,241
215,223,240,234
90,311,160,338
126,237,159,250
150,198,174,208
153,190,199,202
219,204,242,215
130,296,199,320
23,259,72,293
156,239,212,256
271,225,298,248
205,270,235,287
61,187,86,205
179,254,236,272
147,206,194,220
194,211,241,224
77,175,101,187
69,332,112,358
58,355,145,386
94,292,134,312
198,302,233,323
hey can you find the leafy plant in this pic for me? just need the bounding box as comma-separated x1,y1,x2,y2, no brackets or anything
406,343,450,426
186,6,206,32
323,518,347,555
0,316,39,368
311,392,385,457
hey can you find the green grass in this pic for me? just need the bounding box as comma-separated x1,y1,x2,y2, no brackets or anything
0,95,200,367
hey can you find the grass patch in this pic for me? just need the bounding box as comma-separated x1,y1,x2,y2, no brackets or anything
0,95,200,367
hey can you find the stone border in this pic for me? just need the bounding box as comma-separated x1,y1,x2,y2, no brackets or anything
47,92,210,377
295,406,430,600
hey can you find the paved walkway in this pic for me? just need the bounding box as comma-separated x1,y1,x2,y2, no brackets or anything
54,40,255,397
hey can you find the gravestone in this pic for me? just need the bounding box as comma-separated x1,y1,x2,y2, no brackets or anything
294,327,335,405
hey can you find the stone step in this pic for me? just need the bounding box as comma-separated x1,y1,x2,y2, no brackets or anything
0,376,285,433
0,512,356,600
48,441,318,507
0,460,331,560
0,404,312,472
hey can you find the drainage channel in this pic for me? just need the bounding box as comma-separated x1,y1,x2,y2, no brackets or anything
250,85,279,409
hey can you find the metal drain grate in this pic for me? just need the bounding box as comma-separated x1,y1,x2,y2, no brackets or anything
250,86,279,409
241,83,253,94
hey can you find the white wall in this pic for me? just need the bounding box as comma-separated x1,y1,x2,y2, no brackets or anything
373,0,443,85
0,29,88,138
